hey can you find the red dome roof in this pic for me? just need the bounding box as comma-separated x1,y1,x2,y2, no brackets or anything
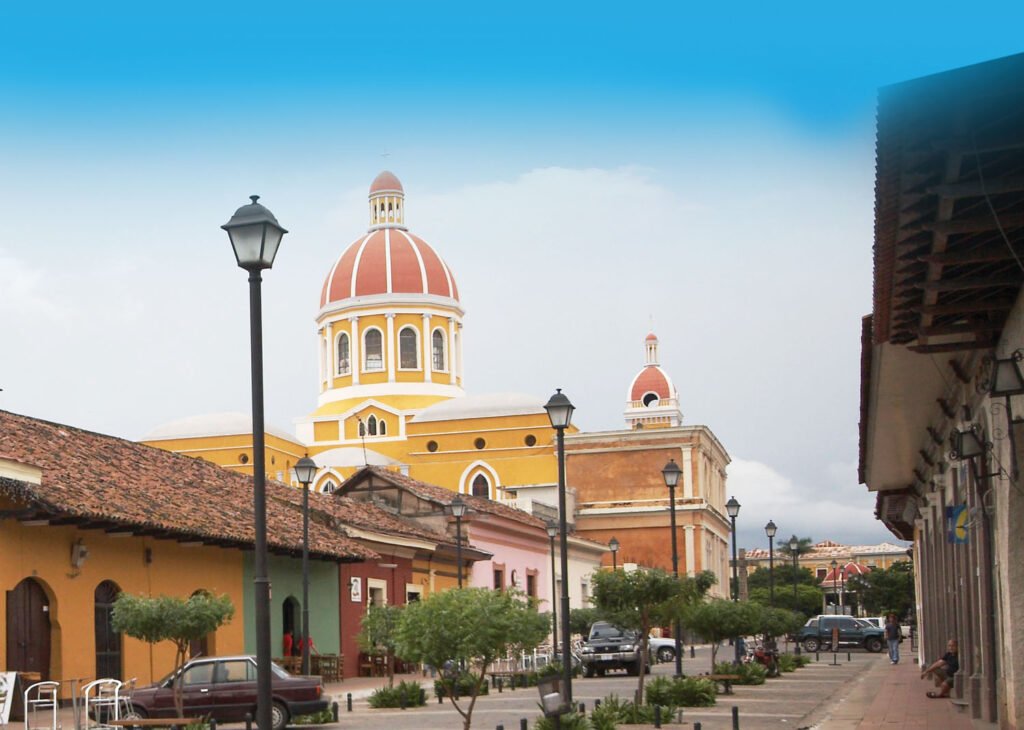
320,228,459,307
645,331,658,343
629,366,672,401
370,171,404,195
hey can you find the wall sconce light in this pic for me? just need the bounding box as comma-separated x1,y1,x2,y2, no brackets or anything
71,539,89,569
985,349,1024,479
949,425,998,483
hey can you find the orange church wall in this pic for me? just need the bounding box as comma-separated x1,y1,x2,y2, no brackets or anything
0,514,245,697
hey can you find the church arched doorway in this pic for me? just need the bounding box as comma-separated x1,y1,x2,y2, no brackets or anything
94,580,122,680
6,578,51,679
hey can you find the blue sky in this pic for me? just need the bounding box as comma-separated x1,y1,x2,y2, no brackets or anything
1,2,1022,549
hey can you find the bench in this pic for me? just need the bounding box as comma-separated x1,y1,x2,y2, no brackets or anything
703,674,741,695
109,718,202,728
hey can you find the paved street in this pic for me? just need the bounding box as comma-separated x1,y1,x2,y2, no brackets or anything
318,647,888,729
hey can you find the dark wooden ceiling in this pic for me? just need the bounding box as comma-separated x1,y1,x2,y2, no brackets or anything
873,53,1024,353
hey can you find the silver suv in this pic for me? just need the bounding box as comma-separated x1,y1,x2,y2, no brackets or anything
580,622,643,677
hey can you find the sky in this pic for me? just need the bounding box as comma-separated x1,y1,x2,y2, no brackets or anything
2,2,1022,552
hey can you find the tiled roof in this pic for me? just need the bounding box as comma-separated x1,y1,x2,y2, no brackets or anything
345,466,548,530
271,488,455,546
0,410,376,562
743,541,909,560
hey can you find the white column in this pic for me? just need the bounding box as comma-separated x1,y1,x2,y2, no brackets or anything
350,317,360,385
457,322,464,384
449,318,458,383
422,314,432,382
682,448,694,499
317,328,324,386
386,313,396,382
326,321,334,389
684,525,696,576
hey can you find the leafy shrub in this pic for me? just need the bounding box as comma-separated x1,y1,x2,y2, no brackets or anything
777,653,803,672
645,675,716,707
368,680,427,708
714,661,767,685
794,654,812,667
534,709,593,729
587,694,679,726
293,708,335,724
434,672,489,699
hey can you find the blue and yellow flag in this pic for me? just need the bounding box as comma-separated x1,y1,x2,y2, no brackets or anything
946,504,969,544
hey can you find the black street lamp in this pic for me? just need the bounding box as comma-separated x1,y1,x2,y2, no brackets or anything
544,388,575,710
223,195,287,730
293,456,318,677
831,559,838,613
546,522,559,658
725,496,740,602
789,536,801,655
449,495,468,588
662,458,684,677
609,537,619,571
764,520,777,608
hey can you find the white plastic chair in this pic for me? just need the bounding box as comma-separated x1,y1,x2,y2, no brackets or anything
23,681,61,730
117,678,137,720
81,679,121,730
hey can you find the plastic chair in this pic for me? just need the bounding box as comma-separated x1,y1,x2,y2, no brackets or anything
23,681,61,730
117,678,137,719
82,679,121,730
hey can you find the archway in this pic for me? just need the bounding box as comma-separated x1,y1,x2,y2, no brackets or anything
282,596,300,656
6,578,51,679
94,580,122,680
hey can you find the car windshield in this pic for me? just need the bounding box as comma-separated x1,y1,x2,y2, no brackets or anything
589,623,636,640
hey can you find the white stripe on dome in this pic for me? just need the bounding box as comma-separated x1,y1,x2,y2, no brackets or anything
350,232,375,298
384,228,393,293
396,229,429,293
324,235,358,306
438,251,455,298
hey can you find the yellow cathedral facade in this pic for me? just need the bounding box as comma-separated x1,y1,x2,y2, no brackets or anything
144,172,733,593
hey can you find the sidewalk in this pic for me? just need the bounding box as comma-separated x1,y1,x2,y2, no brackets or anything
802,649,987,729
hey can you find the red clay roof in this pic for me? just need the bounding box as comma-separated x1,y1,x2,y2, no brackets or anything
0,409,376,562
369,170,404,194
342,466,548,530
629,366,671,401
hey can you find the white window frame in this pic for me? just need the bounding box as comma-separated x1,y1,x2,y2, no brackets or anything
336,331,351,375
397,325,420,371
431,328,448,372
363,327,385,372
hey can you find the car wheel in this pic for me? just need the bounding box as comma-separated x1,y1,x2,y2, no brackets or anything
656,646,675,662
120,706,148,728
583,664,596,678
271,701,289,730
803,637,820,653
865,637,883,653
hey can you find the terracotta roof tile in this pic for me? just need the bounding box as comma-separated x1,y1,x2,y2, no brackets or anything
0,410,375,562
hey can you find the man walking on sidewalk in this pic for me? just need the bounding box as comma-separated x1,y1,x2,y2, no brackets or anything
885,614,901,664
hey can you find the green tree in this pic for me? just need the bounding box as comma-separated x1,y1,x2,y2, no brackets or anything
357,605,403,687
112,593,234,716
591,569,714,703
569,607,603,637
683,599,762,672
748,584,823,619
394,588,548,730
746,564,816,591
845,561,915,618
776,536,815,558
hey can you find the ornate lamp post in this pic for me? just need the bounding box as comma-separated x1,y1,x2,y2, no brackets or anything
609,537,619,571
223,195,287,730
450,495,468,588
547,522,559,658
789,536,799,603
764,520,777,607
292,456,318,676
725,497,741,601
662,458,684,676
831,559,839,613
544,388,575,710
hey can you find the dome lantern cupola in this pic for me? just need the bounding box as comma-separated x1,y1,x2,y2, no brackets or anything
625,331,682,430
369,171,406,230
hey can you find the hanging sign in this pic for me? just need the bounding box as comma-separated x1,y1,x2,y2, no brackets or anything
349,577,362,603
946,504,969,544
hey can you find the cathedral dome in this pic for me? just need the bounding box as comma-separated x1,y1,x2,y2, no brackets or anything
629,367,673,404
624,331,682,429
320,172,460,309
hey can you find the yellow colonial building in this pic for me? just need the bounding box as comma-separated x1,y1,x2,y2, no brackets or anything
144,172,734,591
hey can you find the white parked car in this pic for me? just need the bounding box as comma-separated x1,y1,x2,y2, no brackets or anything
647,635,681,662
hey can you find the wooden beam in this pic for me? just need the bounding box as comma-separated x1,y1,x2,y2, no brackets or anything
907,299,1015,315
905,212,1024,235
926,175,1024,198
919,321,1006,337
909,340,993,353
918,243,1024,265
919,274,1023,292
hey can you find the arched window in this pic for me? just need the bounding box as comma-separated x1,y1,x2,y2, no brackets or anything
358,420,366,437
399,327,419,369
471,474,490,498
432,329,446,371
337,333,350,375
364,329,383,370
95,580,122,680
379,420,387,435
321,481,336,494
368,415,378,436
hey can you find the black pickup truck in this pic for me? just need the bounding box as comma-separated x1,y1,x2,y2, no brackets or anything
579,621,644,677
796,615,885,653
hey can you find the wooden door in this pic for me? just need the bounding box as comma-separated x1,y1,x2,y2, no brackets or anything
94,581,122,680
5,579,51,679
